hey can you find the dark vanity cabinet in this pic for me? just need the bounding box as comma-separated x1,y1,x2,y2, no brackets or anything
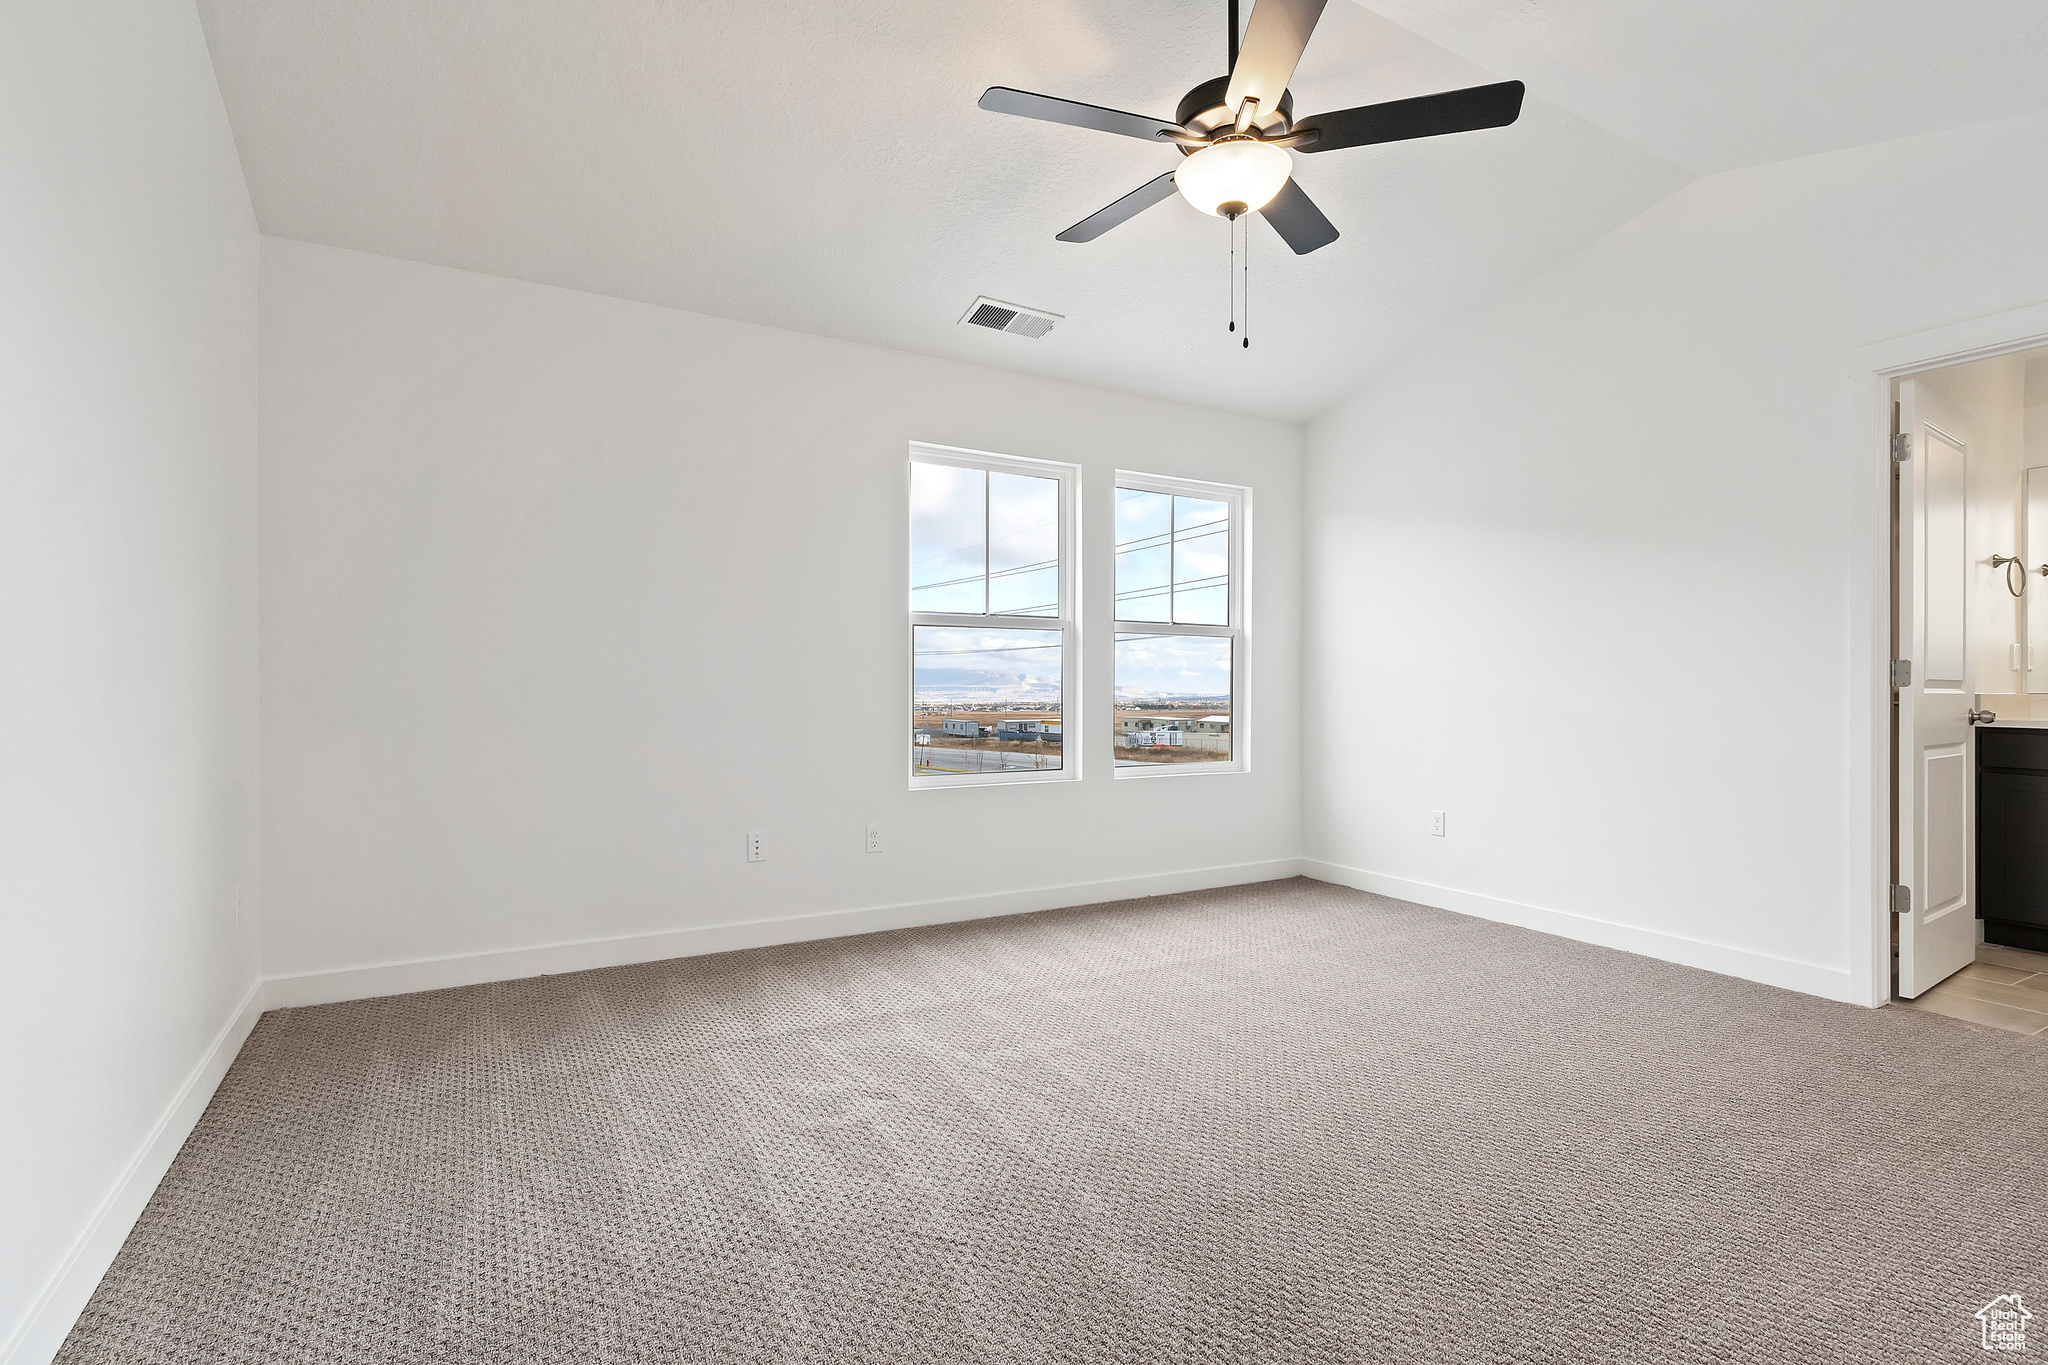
1977,726,2048,952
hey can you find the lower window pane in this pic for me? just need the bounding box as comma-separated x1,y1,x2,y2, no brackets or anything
912,626,1063,778
1114,634,1232,767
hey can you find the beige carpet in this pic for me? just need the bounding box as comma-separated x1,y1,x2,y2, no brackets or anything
58,878,2048,1363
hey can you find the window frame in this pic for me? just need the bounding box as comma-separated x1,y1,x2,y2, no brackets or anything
907,441,1081,790
1111,470,1249,779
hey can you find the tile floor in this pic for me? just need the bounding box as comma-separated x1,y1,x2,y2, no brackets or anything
1901,943,2048,1035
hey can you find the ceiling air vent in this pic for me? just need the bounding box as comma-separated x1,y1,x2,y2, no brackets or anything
960,296,1062,340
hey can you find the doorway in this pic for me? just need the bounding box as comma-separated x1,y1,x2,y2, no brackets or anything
1886,347,2048,1032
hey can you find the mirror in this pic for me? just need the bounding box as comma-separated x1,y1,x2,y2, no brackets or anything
2029,468,2048,694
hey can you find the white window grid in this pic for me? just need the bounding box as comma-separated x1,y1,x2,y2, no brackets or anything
907,442,1081,790
1112,470,1249,778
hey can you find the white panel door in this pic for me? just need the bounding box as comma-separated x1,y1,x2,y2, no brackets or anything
1896,379,1978,998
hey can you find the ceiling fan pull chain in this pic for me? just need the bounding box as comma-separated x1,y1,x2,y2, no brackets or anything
1228,212,1236,333
1243,213,1250,349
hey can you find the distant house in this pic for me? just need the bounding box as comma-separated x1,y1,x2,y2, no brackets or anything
941,718,983,738
1119,713,1226,752
912,730,933,746
991,719,1061,741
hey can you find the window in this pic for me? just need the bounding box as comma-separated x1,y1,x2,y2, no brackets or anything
1113,474,1246,774
909,444,1077,786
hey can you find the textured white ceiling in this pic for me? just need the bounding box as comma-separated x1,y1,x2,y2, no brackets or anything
194,0,1687,420
1361,0,2048,175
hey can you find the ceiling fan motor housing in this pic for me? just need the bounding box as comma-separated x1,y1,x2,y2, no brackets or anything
1174,75,1294,146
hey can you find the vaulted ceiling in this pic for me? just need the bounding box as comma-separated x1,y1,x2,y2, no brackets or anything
194,0,2048,420
1362,0,2048,175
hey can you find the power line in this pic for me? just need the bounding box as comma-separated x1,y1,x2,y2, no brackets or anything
914,642,1062,656
1113,516,1227,556
913,557,1058,596
1115,573,1225,602
911,512,1058,567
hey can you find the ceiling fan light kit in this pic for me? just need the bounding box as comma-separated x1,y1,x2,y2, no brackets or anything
1175,136,1293,217
977,0,1527,257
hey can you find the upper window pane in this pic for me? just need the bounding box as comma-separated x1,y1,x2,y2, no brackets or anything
1116,487,1232,625
1171,496,1230,625
989,471,1060,617
1115,489,1172,622
910,463,985,614
912,461,1062,618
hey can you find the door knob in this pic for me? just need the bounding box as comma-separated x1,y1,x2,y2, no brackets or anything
1969,708,1998,725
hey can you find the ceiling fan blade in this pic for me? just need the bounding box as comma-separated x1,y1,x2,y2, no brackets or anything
1258,178,1339,254
1294,80,1525,154
1056,172,1181,243
1224,0,1329,121
979,87,1181,143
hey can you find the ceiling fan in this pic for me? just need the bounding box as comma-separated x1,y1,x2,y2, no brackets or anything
978,0,1525,254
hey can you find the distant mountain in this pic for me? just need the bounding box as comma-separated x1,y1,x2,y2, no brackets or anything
914,666,1060,703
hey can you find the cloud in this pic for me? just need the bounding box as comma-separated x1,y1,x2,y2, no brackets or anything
913,626,1062,704
1114,633,1230,700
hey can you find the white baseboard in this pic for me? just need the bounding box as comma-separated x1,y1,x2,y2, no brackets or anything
1302,860,1856,1004
0,855,1850,1365
4,859,1301,1363
1,981,266,1365
261,858,1307,1010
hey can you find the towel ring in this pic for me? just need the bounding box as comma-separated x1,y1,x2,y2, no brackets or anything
1993,554,2029,598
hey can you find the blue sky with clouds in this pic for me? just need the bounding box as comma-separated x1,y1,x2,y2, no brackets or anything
910,463,1232,704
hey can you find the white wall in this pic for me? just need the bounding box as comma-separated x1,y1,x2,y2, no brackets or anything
2027,357,2048,471
2023,358,2048,701
259,239,1302,988
1302,111,2048,1005
0,2,259,1360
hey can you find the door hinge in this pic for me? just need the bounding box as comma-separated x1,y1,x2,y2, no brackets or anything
1890,884,1911,915
1890,659,1912,689
1892,432,1913,462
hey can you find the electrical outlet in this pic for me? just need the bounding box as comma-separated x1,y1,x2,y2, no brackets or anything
1430,810,1445,838
864,825,883,854
747,831,766,863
